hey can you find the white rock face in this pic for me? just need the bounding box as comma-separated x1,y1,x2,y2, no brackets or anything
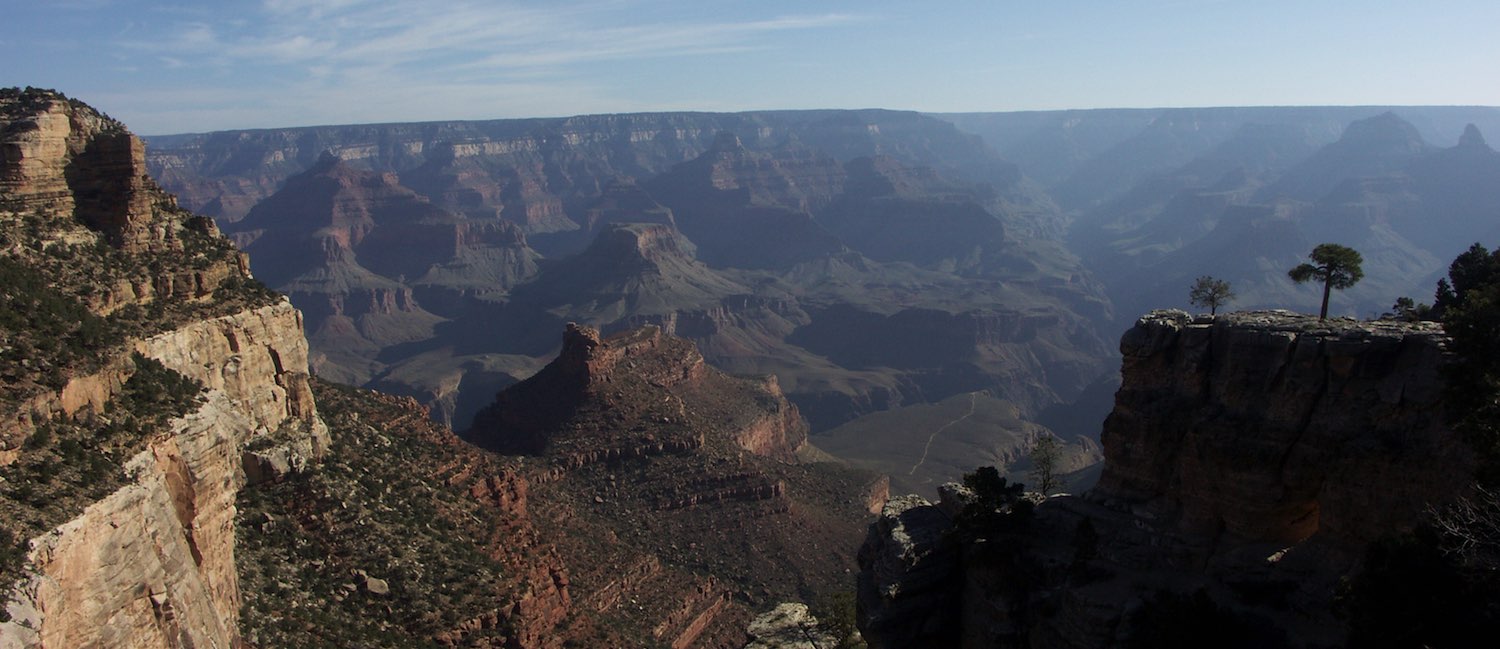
136,300,327,442
744,603,838,649
1,301,327,648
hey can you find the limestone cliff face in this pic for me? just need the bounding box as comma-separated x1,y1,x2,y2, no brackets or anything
1096,309,1466,546
135,301,324,439
2,91,159,251
857,310,1476,649
148,110,1006,226
1,90,327,649
1,301,327,648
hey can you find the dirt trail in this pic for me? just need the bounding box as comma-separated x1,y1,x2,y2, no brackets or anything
907,392,979,477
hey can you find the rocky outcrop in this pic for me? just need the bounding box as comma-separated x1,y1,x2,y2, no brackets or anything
1097,309,1465,547
744,603,839,649
856,310,1476,648
1,90,154,250
464,324,874,646
467,323,804,460
856,494,961,649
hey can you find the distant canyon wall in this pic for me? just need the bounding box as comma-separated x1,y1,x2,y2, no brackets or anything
145,110,1110,440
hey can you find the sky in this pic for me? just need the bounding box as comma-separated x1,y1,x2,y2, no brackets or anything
5,0,1499,135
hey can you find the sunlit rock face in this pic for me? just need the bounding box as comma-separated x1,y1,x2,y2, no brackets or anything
1,89,326,649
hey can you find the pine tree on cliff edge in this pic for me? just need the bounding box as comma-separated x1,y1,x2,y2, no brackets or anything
1289,243,1364,320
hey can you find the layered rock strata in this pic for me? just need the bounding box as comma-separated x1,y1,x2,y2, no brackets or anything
466,324,874,646
1,305,327,648
147,109,1113,457
0,89,327,649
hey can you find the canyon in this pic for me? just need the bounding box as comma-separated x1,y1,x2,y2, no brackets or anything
1,89,875,648
144,104,1500,498
6,85,1499,648
145,110,1115,470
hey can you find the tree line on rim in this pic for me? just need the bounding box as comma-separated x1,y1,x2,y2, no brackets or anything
1189,242,1366,321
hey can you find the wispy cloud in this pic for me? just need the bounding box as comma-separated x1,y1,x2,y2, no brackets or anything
99,1,865,131
123,2,858,74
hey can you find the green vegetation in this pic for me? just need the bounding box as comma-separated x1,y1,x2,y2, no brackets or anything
1188,275,1235,315
810,591,862,649
0,198,279,413
0,354,204,604
236,380,527,648
0,87,120,125
955,466,1034,537
1344,242,1500,645
0,255,119,390
1433,243,1500,482
1288,243,1364,320
1386,296,1434,322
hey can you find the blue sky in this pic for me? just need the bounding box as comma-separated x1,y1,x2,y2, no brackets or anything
5,0,1498,135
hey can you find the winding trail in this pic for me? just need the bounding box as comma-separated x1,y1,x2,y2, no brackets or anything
907,392,980,476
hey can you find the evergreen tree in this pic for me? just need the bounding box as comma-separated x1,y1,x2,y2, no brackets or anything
1288,243,1364,320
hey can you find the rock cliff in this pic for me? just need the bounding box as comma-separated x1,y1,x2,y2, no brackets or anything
1,90,153,250
857,310,1476,648
2,88,877,649
0,88,327,648
1096,309,1466,547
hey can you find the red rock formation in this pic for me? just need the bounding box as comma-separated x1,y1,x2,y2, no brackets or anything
465,324,875,646
642,135,847,270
